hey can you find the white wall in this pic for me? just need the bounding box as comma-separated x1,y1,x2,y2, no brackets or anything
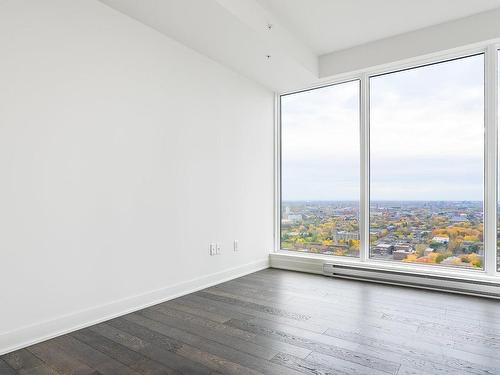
319,7,500,78
0,0,273,354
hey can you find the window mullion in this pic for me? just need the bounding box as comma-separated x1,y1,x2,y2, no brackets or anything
275,93,281,253
360,74,370,262
485,44,498,275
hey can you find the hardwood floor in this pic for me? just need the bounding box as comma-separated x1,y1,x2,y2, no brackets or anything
2,268,500,374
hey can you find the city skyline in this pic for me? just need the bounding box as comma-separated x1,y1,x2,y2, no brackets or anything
281,200,486,269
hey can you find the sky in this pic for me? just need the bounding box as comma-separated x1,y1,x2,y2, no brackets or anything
281,54,485,201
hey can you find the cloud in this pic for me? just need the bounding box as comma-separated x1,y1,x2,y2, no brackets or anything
282,54,485,201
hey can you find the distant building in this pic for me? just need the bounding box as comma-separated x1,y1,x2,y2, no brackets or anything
393,250,412,260
287,214,303,223
431,236,449,244
392,243,413,260
373,243,394,255
394,243,412,252
332,230,359,241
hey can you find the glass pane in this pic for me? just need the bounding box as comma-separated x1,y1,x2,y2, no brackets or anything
370,55,484,269
281,81,360,257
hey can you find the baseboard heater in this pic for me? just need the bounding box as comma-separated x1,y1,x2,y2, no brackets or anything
323,263,500,299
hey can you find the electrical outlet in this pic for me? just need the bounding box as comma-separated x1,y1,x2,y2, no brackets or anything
209,243,216,256
234,240,239,251
216,243,221,255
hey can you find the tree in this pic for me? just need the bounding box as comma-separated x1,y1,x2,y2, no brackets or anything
403,254,418,263
415,244,427,257
429,243,441,250
447,238,462,253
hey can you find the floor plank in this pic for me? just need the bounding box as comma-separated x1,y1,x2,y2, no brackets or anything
2,349,48,373
0,359,16,375
2,269,500,375
89,322,212,375
224,318,401,374
71,328,181,375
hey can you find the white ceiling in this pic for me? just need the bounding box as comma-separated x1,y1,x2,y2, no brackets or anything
99,0,319,91
257,0,500,55
100,0,500,91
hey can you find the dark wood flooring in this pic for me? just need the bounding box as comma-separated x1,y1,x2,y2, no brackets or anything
2,268,500,374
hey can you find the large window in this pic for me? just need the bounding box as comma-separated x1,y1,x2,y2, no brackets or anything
279,46,500,277
370,55,485,269
280,81,360,257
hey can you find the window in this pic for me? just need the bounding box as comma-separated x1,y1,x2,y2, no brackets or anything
369,55,485,269
280,81,360,257
279,46,500,277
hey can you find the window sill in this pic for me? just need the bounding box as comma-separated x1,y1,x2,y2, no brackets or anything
270,250,500,291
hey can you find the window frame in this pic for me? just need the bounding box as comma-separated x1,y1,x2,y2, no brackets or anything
368,52,486,269
279,79,362,257
275,42,500,278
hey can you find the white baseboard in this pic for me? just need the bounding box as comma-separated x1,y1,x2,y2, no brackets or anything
0,258,269,355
